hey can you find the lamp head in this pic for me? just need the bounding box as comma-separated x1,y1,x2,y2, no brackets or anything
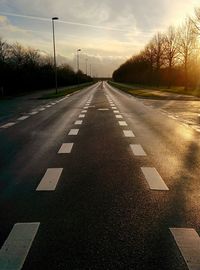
52,17,59,20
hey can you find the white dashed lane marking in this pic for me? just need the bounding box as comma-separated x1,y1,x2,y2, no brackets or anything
29,111,38,115
98,108,109,111
0,222,40,270
130,144,146,156
112,107,117,109
79,114,85,118
68,129,79,135
58,143,74,154
0,122,16,129
141,167,169,191
75,120,83,125
81,110,87,113
116,115,123,119
17,116,29,121
170,228,200,270
36,168,63,191
119,121,128,126
84,107,88,109
123,130,135,137
114,110,120,113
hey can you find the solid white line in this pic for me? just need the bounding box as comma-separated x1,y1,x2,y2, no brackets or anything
114,110,120,113
116,115,123,119
58,143,74,154
141,167,169,191
0,223,40,270
170,228,200,270
123,130,135,137
36,168,63,191
17,116,29,121
130,144,146,156
0,122,16,128
68,129,79,135
119,121,127,126
79,114,85,118
75,120,83,125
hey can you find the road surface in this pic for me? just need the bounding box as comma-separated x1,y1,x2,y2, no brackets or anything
0,81,200,270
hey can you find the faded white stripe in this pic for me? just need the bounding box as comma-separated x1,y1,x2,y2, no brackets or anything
130,144,146,156
0,122,16,128
36,168,63,191
170,228,200,270
17,116,29,121
123,130,135,137
68,129,79,135
141,167,169,191
75,120,83,125
58,143,74,154
0,223,40,270
119,121,127,126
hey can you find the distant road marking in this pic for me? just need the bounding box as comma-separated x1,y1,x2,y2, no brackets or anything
29,111,38,115
98,108,109,111
79,114,85,118
112,107,117,109
84,106,88,109
123,130,135,137
39,108,45,111
141,167,169,191
17,116,29,121
114,110,120,113
119,121,127,126
68,129,79,135
81,110,87,113
170,228,200,270
51,102,56,105
75,120,83,125
0,122,16,128
58,143,74,154
116,115,123,119
46,105,51,108
130,144,146,156
0,222,40,270
36,168,63,191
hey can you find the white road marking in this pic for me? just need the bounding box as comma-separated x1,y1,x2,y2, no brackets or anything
17,116,29,121
68,129,79,135
29,111,38,115
75,120,83,125
119,121,127,126
141,167,169,191
84,107,88,109
79,114,85,118
58,143,74,154
51,102,56,105
114,110,120,113
81,110,87,113
0,223,40,270
0,122,16,128
112,107,117,109
116,115,123,119
46,105,51,108
98,108,109,111
36,168,63,191
39,108,45,111
170,228,200,270
123,130,135,137
130,144,146,156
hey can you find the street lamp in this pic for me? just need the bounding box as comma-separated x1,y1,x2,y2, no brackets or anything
52,17,59,94
77,49,81,72
85,58,88,75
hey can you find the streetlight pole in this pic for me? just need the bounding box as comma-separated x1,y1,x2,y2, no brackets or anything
85,58,88,75
52,17,59,94
77,49,81,72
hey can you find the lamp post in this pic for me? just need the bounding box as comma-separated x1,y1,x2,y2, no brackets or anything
77,49,81,72
85,58,88,75
52,17,59,94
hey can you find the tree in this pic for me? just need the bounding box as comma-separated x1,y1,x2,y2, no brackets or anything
177,18,197,90
163,26,179,88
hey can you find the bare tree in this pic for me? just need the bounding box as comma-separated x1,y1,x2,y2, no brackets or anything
177,18,197,90
163,26,179,88
0,38,9,62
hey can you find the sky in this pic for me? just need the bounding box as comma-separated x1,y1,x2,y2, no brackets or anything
0,0,199,77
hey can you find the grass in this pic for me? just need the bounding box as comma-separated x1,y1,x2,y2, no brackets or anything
39,82,95,99
108,81,200,100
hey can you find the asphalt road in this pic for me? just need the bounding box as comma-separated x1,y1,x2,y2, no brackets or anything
0,81,200,270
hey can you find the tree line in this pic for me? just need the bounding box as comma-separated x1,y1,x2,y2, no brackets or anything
0,39,92,96
113,8,200,90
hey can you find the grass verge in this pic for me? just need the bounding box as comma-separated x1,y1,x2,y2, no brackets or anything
108,81,200,100
39,82,95,99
